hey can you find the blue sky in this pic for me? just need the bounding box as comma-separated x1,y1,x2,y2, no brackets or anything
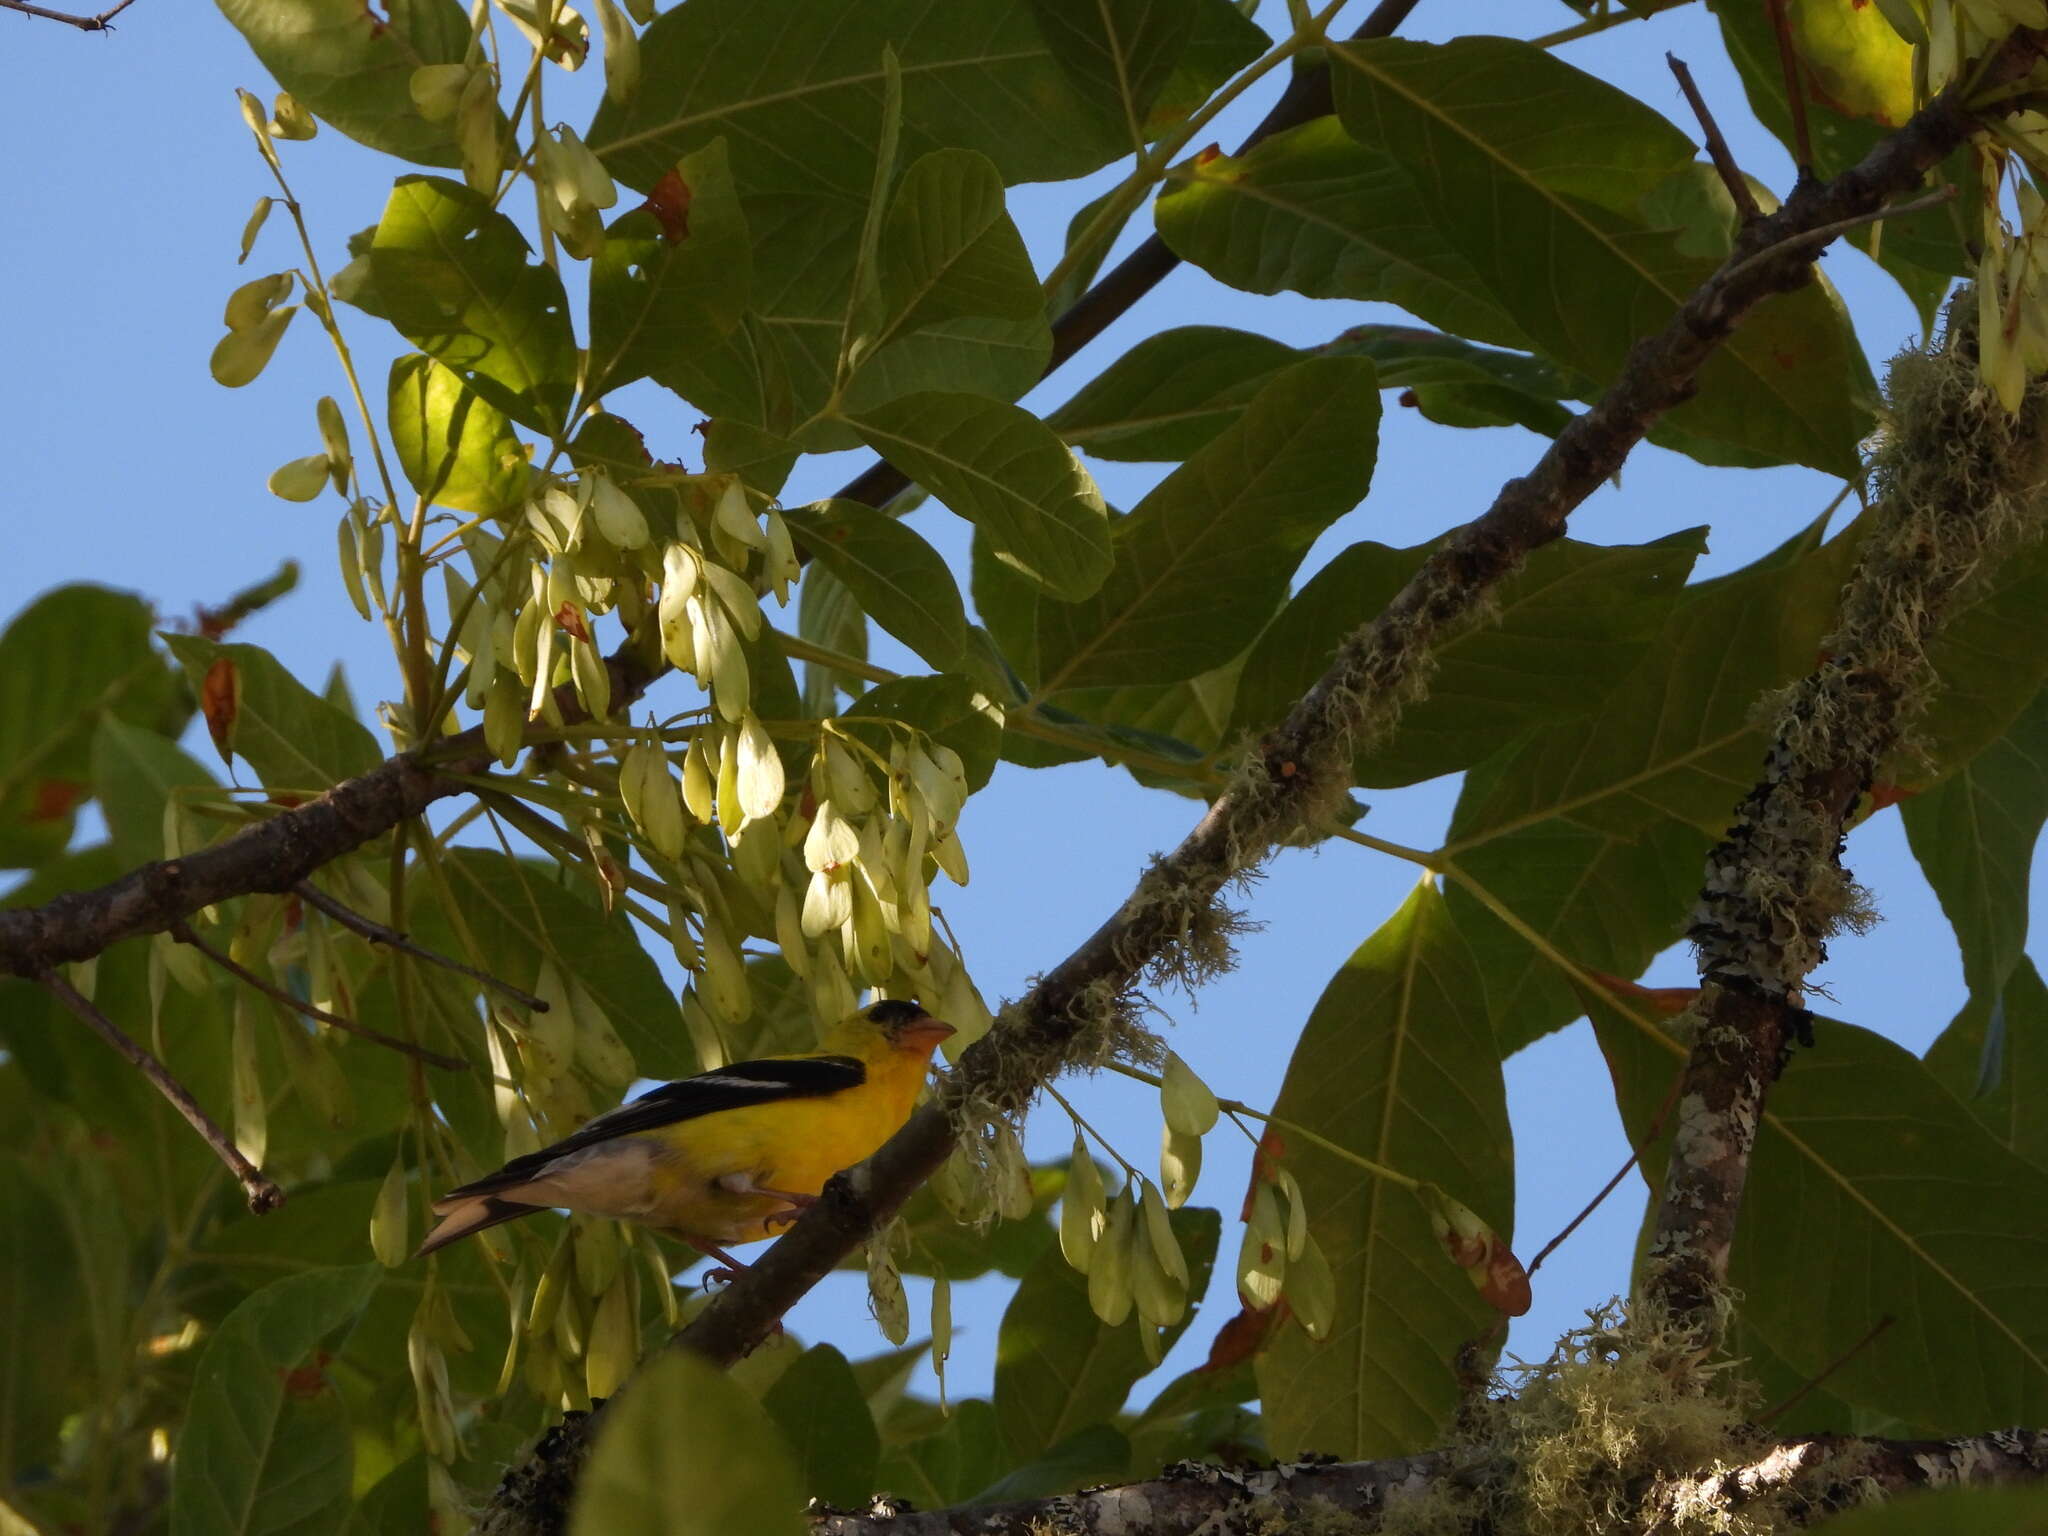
2,0,2022,1422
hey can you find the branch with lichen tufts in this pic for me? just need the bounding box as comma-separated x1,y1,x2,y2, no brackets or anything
1648,301,2048,1338
477,32,2048,1535
802,1426,2048,1535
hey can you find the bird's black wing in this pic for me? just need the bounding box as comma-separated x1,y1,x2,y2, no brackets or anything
442,1054,867,1200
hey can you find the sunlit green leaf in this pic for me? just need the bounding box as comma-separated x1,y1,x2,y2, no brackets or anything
214,0,479,167
388,354,528,516
162,635,383,792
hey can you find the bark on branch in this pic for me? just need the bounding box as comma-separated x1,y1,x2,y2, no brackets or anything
480,31,2048,1536
806,1427,2048,1535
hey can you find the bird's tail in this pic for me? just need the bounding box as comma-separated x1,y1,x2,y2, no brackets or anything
415,1195,542,1257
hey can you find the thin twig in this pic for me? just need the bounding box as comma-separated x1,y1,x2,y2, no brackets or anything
39,970,283,1213
1767,0,1815,178
1526,1071,1685,1277
1669,53,1762,222
1759,1315,1896,1425
169,920,470,1072
293,880,548,1011
0,0,135,28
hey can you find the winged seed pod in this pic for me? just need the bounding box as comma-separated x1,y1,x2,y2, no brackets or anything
990,1120,1034,1222
774,882,811,979
230,999,267,1168
712,476,766,551
1237,1184,1287,1308
620,740,687,861
1139,1179,1189,1287
823,737,878,815
734,711,785,825
1160,1125,1201,1209
1276,1169,1309,1262
937,962,993,1057
1289,1233,1338,1341
867,1238,910,1346
699,916,752,1024
681,729,715,821
587,471,649,550
370,1156,410,1268
410,62,471,121
762,509,799,603
1060,1133,1104,1273
930,1272,953,1410
1160,1052,1220,1136
569,979,637,1088
808,942,858,1028
592,0,640,103
570,634,611,720
845,872,894,983
1131,1220,1187,1329
574,1216,622,1300
268,454,332,502
408,1311,458,1462
1086,1186,1137,1328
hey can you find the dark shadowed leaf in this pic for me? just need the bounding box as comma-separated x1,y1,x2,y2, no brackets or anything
762,1344,882,1508
1925,955,2048,1172
1032,355,1380,695
168,1265,380,1536
1258,880,1513,1460
786,502,968,670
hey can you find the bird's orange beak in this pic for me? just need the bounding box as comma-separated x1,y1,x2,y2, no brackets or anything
900,1017,956,1051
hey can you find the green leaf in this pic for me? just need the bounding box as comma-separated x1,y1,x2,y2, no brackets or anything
1028,0,1195,149
409,849,698,1079
1332,37,1876,475
588,0,1126,197
1154,117,1530,349
91,717,220,870
840,673,1004,791
214,0,478,167
785,502,967,671
993,1206,1219,1460
0,584,181,869
1032,355,1380,696
1230,530,1705,786
1258,880,1514,1461
761,1344,882,1507
1815,1486,2048,1536
589,138,752,397
162,636,383,792
570,1350,807,1536
1902,686,2048,994
968,1423,1131,1504
341,176,576,436
0,1160,83,1480
388,354,528,516
865,149,1045,369
1925,955,2048,1171
1442,524,1858,1052
168,1265,381,1536
843,393,1110,601
1912,540,2048,789
1050,324,1580,465
875,1398,1008,1508
1587,989,2048,1434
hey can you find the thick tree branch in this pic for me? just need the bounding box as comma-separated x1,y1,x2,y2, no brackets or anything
807,1428,2048,1534
481,34,2048,1535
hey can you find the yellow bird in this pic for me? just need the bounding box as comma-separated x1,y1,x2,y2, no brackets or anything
416,999,955,1269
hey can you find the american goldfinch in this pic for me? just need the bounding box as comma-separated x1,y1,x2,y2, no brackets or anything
416,999,955,1267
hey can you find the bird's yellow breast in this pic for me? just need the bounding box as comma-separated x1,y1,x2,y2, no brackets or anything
638,1045,932,1245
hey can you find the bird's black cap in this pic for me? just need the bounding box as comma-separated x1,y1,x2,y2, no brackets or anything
865,999,928,1028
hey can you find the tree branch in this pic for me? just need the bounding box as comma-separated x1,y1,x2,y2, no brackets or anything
806,1428,2048,1534
169,918,470,1072
481,32,2048,1535
1,0,135,28
39,969,283,1212
292,878,549,1012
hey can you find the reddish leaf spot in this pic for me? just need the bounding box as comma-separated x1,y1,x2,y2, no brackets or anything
643,170,693,244
1582,969,1696,1019
1866,782,1919,812
280,1350,333,1400
201,656,240,760
1202,1303,1280,1370
1398,389,1419,408
269,792,307,810
29,778,86,822
553,603,591,643
1773,349,1799,371
1481,1242,1533,1317
1194,144,1221,166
